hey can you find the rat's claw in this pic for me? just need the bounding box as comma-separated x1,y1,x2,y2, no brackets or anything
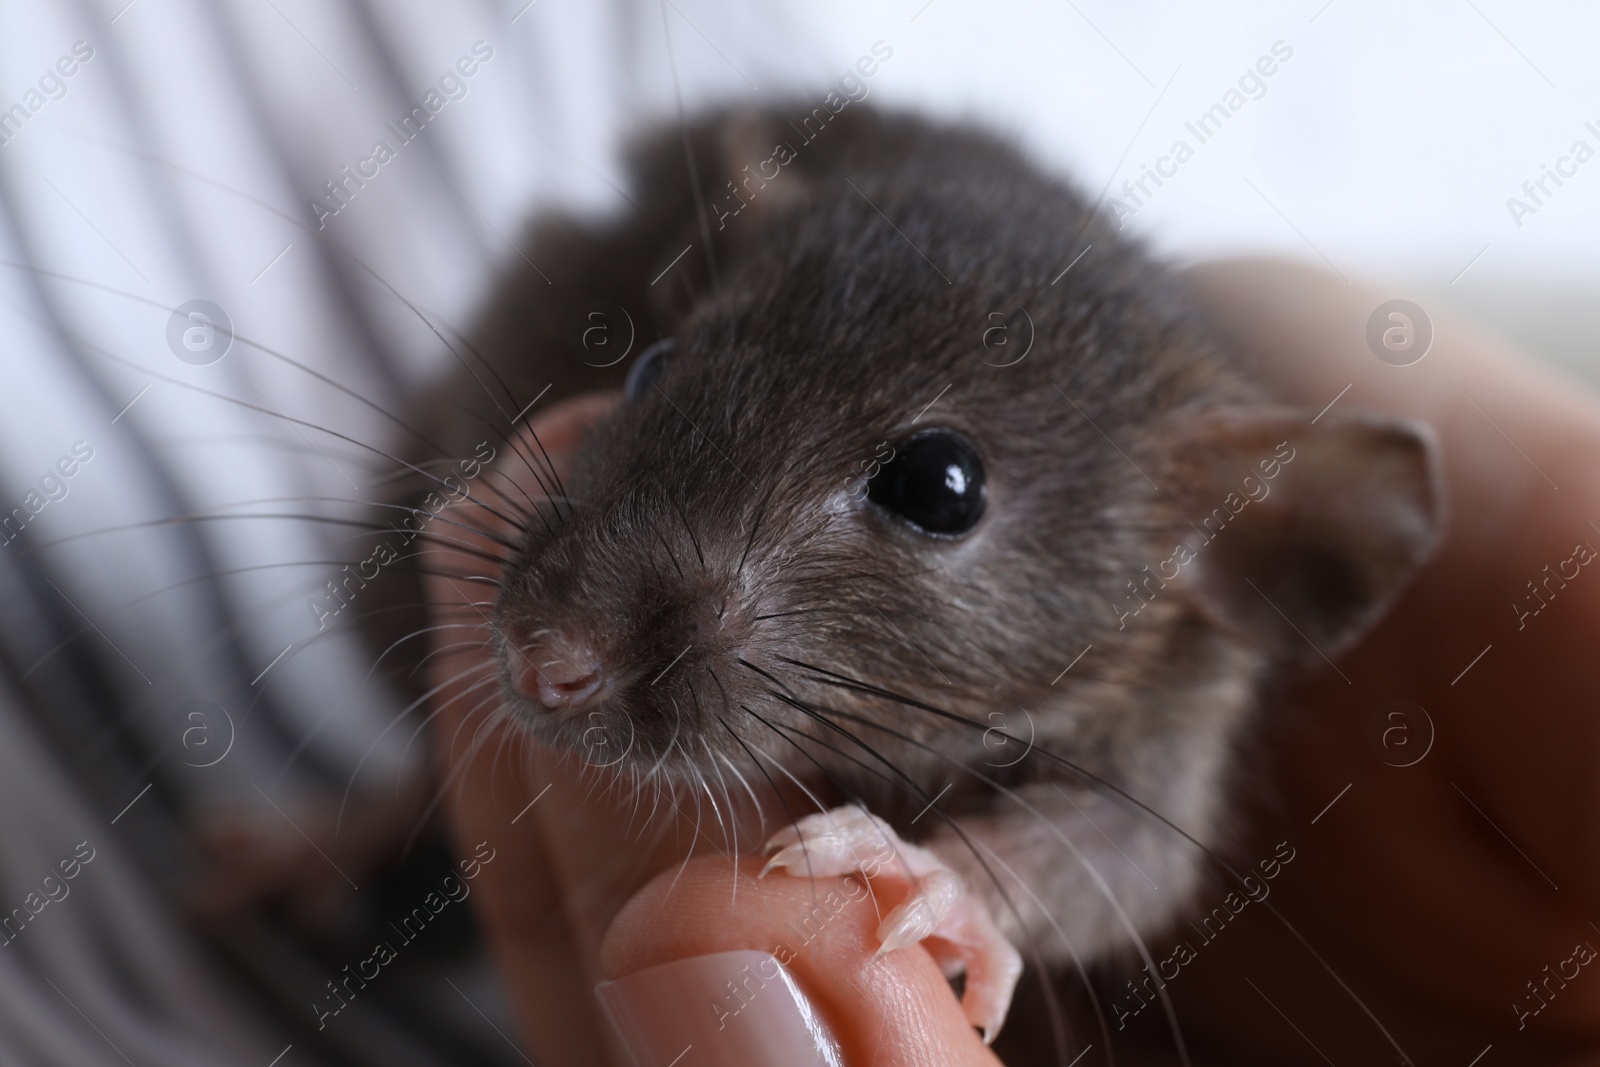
760,804,1023,1044
760,805,897,880
875,869,961,955
940,893,1024,1045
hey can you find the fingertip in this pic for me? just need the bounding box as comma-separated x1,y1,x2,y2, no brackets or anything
600,855,1003,1067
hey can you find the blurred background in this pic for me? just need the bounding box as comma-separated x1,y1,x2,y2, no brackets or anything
0,1,1593,1064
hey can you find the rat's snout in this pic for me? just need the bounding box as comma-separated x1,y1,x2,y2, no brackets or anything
497,481,763,743
512,635,607,712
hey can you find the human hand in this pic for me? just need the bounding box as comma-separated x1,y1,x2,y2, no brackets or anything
1143,260,1600,1065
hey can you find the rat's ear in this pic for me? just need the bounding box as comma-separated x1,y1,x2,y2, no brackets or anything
1168,408,1445,665
713,110,809,235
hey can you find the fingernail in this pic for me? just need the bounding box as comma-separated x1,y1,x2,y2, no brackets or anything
596,950,843,1067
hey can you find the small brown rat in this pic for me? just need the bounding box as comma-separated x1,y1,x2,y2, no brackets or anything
399,104,1444,1053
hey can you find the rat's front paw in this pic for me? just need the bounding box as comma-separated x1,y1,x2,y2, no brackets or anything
760,804,1023,1044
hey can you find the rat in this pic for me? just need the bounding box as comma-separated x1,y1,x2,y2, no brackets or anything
386,103,1445,1052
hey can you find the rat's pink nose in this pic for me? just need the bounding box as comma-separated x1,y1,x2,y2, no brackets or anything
516,641,605,711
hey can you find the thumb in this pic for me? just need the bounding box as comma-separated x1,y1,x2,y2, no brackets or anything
597,853,1002,1067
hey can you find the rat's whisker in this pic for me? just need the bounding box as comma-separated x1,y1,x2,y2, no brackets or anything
747,659,1164,1054
752,608,839,622
406,698,518,858
662,723,713,902
690,680,738,862
448,463,546,528
705,665,776,846
669,493,706,570
422,322,573,525
407,638,496,679
364,621,485,680
794,694,1180,1065
776,654,1319,1030
688,716,729,845
716,749,763,835
334,659,498,833
650,519,687,580
6,130,559,488
736,713,847,880
21,499,521,559
80,326,537,537
779,694,1093,1058
766,688,1009,894
3,259,568,547
713,713,785,845
737,478,781,577
402,677,505,775
736,656,794,697
744,695,1032,941
699,734,736,862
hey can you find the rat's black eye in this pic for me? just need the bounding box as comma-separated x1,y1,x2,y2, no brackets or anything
867,430,986,537
624,338,673,401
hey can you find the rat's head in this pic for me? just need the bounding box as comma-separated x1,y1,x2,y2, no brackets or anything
489,109,1442,889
